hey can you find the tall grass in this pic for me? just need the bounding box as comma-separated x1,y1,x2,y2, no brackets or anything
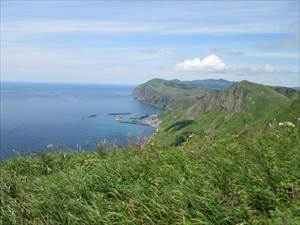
0,123,299,224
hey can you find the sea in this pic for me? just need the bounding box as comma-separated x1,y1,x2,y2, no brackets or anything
0,82,161,159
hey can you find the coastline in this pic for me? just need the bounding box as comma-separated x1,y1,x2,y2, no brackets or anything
141,115,161,148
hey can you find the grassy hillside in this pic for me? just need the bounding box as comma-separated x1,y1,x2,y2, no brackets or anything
269,86,298,99
275,93,300,121
1,121,299,224
154,81,293,146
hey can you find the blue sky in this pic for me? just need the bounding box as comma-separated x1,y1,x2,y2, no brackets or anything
1,1,299,86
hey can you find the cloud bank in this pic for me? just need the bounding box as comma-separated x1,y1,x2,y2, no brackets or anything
175,54,293,76
1,20,295,39
175,54,226,72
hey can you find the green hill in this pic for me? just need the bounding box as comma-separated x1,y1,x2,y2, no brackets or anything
269,86,298,99
132,78,233,109
275,93,300,121
153,81,294,146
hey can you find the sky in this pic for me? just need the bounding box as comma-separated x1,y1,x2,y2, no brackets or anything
0,0,299,86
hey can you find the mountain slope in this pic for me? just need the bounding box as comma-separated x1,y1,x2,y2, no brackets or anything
187,82,244,117
275,93,300,121
269,86,298,99
132,78,233,109
154,80,293,146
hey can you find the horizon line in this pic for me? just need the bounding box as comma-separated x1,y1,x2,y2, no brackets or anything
1,79,299,88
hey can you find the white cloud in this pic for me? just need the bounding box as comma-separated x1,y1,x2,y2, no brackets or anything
1,20,294,40
227,64,286,74
175,54,226,72
263,64,275,73
174,54,296,76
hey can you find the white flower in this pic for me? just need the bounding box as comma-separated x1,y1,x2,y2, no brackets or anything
278,121,295,127
286,122,295,128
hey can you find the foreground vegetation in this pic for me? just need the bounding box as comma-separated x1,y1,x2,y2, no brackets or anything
1,122,299,224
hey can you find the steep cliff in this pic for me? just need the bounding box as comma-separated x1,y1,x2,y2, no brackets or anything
187,82,244,117
132,80,175,109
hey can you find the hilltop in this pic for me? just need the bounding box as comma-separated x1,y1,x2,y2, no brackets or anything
132,78,233,109
1,79,299,224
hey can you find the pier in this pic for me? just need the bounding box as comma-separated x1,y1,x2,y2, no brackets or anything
108,112,131,116
130,114,149,120
119,121,150,126
116,114,161,129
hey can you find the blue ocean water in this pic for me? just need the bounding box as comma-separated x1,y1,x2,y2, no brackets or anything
0,82,161,158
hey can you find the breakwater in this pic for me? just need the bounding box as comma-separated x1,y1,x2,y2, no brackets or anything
119,121,149,126
108,112,131,115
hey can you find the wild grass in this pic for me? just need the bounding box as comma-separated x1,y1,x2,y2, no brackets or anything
1,124,299,224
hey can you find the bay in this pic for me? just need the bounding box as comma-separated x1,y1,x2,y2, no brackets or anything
0,82,161,158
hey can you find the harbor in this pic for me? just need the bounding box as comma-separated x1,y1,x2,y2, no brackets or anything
114,114,161,130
